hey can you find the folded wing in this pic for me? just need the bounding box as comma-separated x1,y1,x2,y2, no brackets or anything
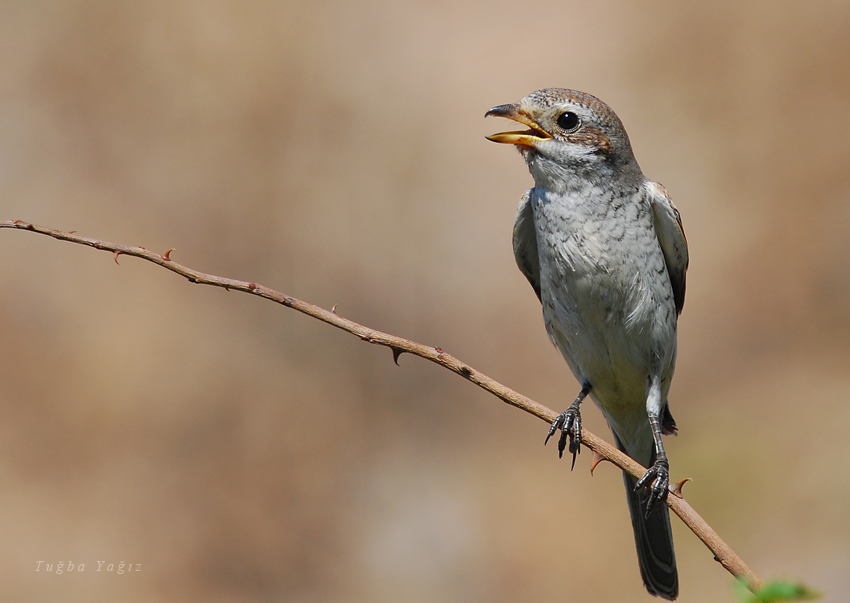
513,190,542,302
646,181,689,315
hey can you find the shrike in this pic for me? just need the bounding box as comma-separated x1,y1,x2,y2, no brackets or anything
487,88,688,600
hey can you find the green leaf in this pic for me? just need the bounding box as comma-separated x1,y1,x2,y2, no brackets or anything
735,578,822,602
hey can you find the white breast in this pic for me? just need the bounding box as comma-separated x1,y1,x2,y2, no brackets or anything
531,185,678,421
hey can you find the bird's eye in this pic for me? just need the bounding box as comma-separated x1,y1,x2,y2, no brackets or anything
556,111,580,132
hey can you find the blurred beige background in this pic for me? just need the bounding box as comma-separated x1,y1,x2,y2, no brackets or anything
1,1,849,601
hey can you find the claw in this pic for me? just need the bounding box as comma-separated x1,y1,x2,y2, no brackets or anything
634,457,670,518
634,469,652,491
570,413,581,455
544,414,564,446
557,425,568,458
545,406,582,469
545,386,589,469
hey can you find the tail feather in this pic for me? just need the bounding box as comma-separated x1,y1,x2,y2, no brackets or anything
615,436,678,600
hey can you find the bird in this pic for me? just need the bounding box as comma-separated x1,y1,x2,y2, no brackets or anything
486,89,688,600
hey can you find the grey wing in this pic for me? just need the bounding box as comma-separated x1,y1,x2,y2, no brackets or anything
646,181,689,315
513,190,541,302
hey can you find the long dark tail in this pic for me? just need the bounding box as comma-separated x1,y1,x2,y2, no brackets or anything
616,436,678,600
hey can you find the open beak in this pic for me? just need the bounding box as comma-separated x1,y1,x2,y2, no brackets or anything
485,104,551,147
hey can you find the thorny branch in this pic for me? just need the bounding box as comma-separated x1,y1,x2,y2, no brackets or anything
1,219,765,595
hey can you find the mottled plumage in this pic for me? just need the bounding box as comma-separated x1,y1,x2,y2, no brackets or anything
488,89,689,600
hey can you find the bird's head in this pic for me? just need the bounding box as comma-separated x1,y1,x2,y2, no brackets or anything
486,89,640,188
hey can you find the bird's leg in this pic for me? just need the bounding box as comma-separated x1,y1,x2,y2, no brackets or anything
545,382,591,470
635,412,670,517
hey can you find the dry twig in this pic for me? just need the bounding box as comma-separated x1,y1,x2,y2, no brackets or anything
1,219,765,594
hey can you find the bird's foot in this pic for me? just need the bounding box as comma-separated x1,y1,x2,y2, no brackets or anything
635,456,670,517
545,402,582,470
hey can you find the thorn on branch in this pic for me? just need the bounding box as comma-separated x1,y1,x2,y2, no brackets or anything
670,477,692,498
590,451,612,476
332,304,338,314
391,347,404,365
113,251,122,265
163,248,175,261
